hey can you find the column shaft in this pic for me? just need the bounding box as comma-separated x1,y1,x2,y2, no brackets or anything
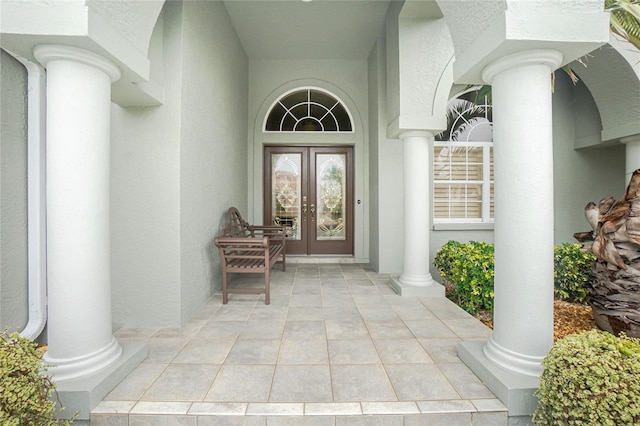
35,45,122,382
482,50,562,376
621,135,640,178
390,131,443,297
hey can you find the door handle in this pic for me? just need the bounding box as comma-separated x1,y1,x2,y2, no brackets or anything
302,203,307,221
310,204,316,221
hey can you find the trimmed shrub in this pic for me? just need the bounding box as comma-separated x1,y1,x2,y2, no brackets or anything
0,329,73,425
554,242,595,304
434,240,595,316
533,330,640,425
433,240,494,315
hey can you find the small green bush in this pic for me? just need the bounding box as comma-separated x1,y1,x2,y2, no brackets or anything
0,329,73,425
433,240,495,315
434,240,595,315
533,330,640,425
554,242,595,304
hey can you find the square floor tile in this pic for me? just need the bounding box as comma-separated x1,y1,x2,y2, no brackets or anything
439,363,495,399
270,365,333,402
365,320,414,339
385,364,459,400
205,364,275,402
225,339,281,364
104,363,167,400
144,339,189,363
331,365,396,402
287,306,324,320
418,338,460,363
328,339,380,364
239,320,285,339
278,339,329,364
196,321,246,339
373,339,433,364
173,339,235,364
142,364,219,401
283,321,326,339
326,320,369,339
404,320,457,339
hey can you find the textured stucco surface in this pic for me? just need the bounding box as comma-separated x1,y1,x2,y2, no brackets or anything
0,50,28,332
437,0,507,56
572,40,640,140
110,1,249,327
88,0,165,56
552,72,625,243
179,0,248,324
110,3,183,328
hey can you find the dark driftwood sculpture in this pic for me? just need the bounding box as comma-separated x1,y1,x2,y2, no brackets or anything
575,169,640,337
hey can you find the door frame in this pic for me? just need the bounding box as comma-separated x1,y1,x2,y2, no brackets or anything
249,80,367,262
263,145,354,255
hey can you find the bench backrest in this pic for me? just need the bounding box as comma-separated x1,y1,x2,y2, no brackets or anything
223,207,253,238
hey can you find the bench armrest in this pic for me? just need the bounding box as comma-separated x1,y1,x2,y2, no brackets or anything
251,225,286,241
214,236,269,248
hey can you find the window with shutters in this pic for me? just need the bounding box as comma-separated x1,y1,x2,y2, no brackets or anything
434,89,494,223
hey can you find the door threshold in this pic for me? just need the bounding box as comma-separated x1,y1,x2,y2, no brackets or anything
287,255,356,264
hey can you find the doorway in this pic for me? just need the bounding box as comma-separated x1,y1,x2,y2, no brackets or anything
264,146,353,255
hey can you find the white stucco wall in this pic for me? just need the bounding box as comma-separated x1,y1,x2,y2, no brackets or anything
110,2,183,328
0,50,29,332
552,71,625,243
110,0,249,328
88,0,164,57
179,0,248,323
367,39,382,270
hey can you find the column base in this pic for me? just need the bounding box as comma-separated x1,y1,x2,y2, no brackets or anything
457,340,539,417
53,341,147,421
484,336,544,377
390,276,445,297
44,337,123,383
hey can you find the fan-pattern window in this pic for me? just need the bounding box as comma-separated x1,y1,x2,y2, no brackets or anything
265,88,353,132
434,90,494,223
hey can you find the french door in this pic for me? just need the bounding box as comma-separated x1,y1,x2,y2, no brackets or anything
264,146,353,255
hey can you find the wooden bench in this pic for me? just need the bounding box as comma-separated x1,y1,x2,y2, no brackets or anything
214,207,286,305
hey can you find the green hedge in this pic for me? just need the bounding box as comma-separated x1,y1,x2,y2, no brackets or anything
533,330,640,425
433,240,494,315
434,240,595,315
0,329,74,425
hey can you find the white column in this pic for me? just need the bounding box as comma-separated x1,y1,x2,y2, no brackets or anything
391,131,443,297
34,45,122,382
481,50,562,377
621,134,640,179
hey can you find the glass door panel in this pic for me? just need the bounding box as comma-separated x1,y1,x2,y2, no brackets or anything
309,147,353,255
315,154,346,241
264,146,352,255
271,153,302,240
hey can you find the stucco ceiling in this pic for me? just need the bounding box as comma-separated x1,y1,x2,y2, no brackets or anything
222,0,392,60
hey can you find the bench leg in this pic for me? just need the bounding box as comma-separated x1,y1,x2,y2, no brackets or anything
264,269,270,305
222,270,229,304
281,252,286,272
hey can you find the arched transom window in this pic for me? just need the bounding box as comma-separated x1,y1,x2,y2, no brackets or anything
265,88,353,132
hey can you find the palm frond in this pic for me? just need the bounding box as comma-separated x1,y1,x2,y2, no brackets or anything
435,100,491,141
607,0,640,50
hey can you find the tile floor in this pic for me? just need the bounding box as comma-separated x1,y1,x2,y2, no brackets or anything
91,259,506,425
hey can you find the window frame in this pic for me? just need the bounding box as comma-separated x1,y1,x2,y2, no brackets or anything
433,141,494,225
263,87,354,133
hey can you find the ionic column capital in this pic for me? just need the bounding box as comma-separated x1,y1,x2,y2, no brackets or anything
34,44,121,82
398,130,434,141
620,134,640,145
482,49,563,84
